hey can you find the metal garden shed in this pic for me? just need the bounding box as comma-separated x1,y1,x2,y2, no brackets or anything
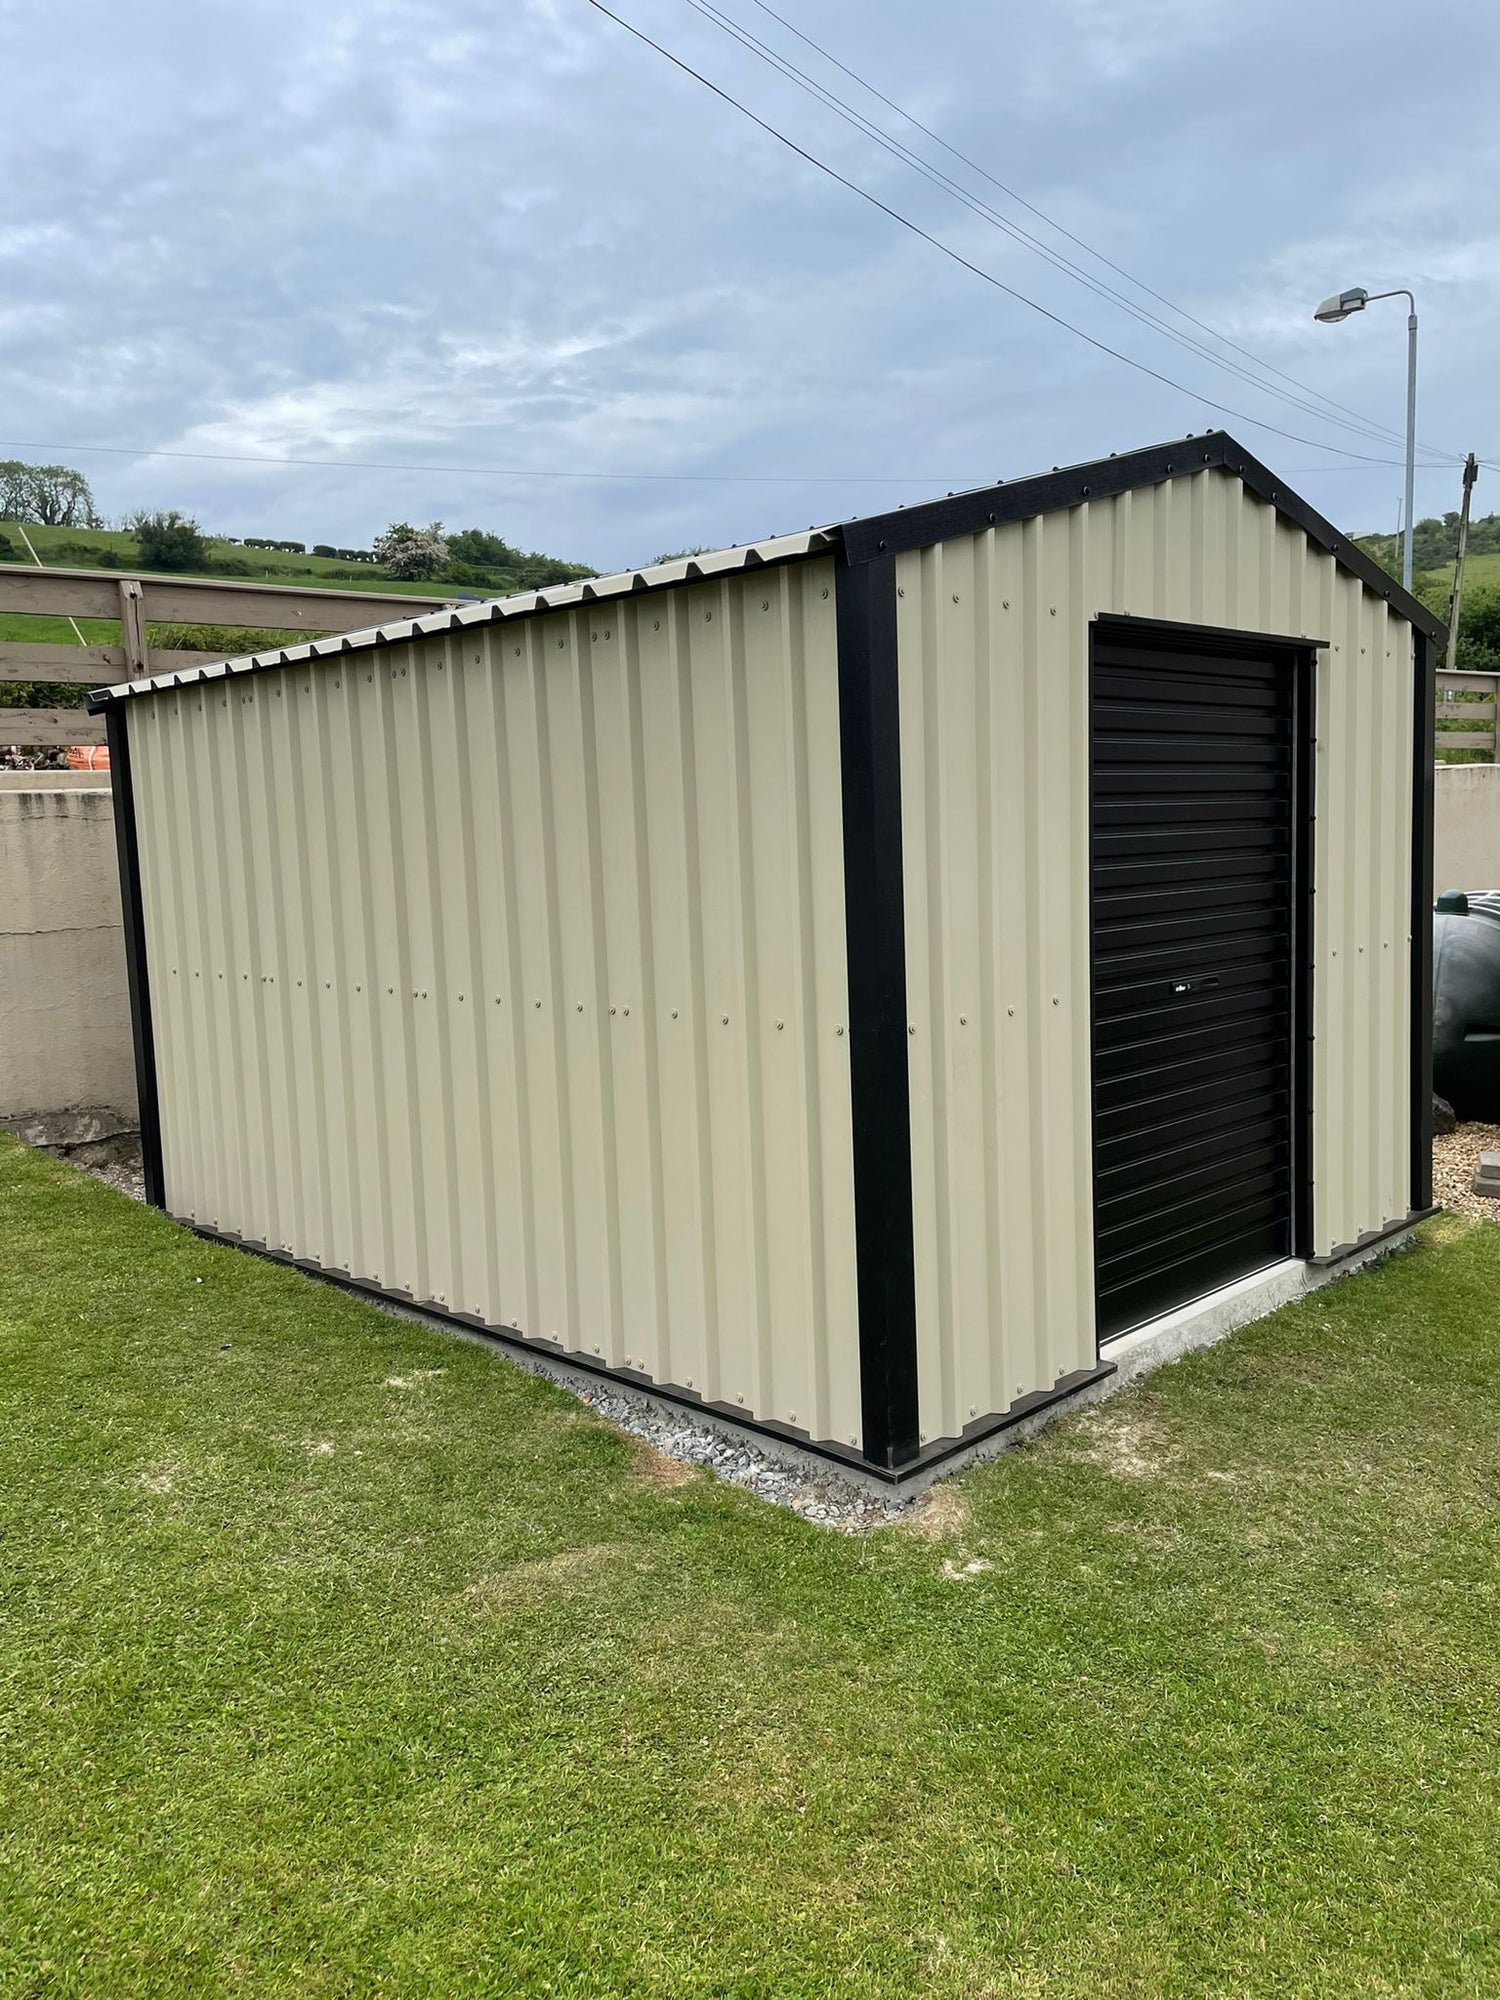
92,431,1442,1484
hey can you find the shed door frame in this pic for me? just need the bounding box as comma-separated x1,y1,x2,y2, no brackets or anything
1088,613,1316,1349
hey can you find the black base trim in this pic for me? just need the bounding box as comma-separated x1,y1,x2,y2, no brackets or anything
887,1363,1118,1478
178,1217,1110,1487
1307,1207,1435,1267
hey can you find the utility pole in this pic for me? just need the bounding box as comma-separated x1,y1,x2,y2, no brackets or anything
1445,453,1480,670
1402,300,1418,591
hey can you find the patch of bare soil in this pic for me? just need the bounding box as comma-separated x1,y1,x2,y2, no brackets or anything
629,1440,699,1489
1060,1405,1173,1479
898,1484,972,1541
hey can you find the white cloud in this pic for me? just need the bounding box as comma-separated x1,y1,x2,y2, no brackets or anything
0,0,1493,559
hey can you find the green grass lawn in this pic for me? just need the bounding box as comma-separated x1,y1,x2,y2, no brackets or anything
2,1134,1498,1998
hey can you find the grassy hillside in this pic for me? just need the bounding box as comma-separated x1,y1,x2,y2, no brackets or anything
0,521,596,668
0,520,591,594
1430,547,1500,596
0,524,478,651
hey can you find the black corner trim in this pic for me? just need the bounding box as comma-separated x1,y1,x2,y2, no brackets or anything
839,431,1446,645
1292,640,1317,1261
834,551,921,1470
1411,628,1436,1210
105,705,165,1208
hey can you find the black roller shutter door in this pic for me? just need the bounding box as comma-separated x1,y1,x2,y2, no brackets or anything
1091,621,1306,1341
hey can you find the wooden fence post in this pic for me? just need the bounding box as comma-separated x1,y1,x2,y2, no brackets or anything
117,579,148,676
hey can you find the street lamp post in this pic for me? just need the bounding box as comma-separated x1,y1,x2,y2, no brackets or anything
1313,286,1419,592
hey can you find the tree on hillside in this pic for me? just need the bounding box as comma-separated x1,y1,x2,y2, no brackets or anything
445,525,594,588
374,521,450,581
1359,509,1500,582
0,460,101,528
447,527,522,570
1453,584,1500,674
129,509,210,572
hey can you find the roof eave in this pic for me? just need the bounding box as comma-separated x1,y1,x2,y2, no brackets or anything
86,526,843,711
838,431,1446,644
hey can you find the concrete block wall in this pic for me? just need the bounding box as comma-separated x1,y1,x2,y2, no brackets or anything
0,785,136,1126
1435,763,1500,898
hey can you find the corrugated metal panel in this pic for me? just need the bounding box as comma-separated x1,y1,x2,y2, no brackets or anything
127,555,864,1453
95,529,839,705
896,523,1095,1446
898,468,1413,1444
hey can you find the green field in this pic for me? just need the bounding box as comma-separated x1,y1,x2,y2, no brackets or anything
0,520,468,593
0,522,476,657
3,1134,1499,1997
1407,547,1500,607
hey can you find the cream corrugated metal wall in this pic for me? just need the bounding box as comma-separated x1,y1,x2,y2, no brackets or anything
127,555,865,1451
897,467,1414,1448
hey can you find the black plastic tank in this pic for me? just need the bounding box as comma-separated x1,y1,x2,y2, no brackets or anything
1432,889,1500,1119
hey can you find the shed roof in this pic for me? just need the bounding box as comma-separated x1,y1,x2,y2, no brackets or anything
87,429,1442,711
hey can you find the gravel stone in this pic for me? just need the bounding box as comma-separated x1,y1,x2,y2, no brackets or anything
1433,1121,1500,1222
61,1121,1500,1526
565,1373,908,1531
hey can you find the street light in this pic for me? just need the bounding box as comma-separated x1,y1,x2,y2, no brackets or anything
1313,284,1418,591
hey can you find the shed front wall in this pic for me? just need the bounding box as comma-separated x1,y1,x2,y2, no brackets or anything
897,467,1414,1449
126,555,865,1453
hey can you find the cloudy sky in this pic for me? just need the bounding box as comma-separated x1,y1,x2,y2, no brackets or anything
3,0,1495,572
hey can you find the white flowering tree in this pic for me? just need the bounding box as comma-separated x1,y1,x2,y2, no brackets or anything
373,521,450,581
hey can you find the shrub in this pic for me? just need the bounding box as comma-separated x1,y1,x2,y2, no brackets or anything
52,539,124,569
374,521,450,582
148,623,313,655
445,527,593,588
129,509,209,572
1455,584,1500,675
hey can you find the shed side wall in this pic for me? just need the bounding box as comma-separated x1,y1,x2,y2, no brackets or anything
896,468,1413,1447
126,556,864,1451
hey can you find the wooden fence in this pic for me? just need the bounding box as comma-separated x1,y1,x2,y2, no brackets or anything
7,570,1494,761
1436,669,1499,759
0,564,459,747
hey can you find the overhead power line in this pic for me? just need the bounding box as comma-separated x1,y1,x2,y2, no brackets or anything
583,0,1451,468
0,439,990,484
682,0,1431,459
737,0,1463,465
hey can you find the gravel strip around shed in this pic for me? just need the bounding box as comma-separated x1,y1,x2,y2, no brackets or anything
69,1135,905,1530
72,1126,1499,1525
570,1378,907,1532
1433,1121,1500,1222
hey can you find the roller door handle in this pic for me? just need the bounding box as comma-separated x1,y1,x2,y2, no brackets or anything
1170,974,1220,996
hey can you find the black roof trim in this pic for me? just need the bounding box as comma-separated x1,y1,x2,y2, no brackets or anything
839,430,1445,642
